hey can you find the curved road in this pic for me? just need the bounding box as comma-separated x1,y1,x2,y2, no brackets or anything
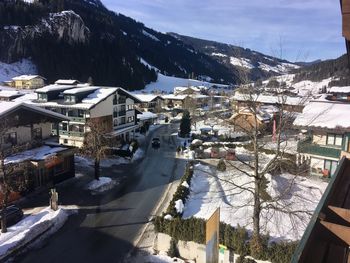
17,123,185,263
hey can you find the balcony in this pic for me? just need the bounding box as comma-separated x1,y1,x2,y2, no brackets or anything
59,130,85,138
69,116,85,123
298,141,341,159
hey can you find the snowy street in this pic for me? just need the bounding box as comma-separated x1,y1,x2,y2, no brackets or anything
13,122,187,263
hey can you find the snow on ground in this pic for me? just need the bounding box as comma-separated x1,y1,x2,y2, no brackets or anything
0,59,37,82
143,253,186,263
142,29,160,42
211,52,227,57
182,152,328,241
261,138,299,155
192,120,232,137
143,73,229,93
230,57,254,69
86,177,116,193
292,78,333,96
0,207,75,260
132,148,145,162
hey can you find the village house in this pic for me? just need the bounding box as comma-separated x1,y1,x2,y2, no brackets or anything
11,75,46,89
0,90,24,101
27,84,141,148
0,101,75,201
232,93,306,113
173,86,207,95
294,100,350,177
133,94,164,112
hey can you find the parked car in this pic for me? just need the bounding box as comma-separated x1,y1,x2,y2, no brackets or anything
0,205,23,228
151,138,160,148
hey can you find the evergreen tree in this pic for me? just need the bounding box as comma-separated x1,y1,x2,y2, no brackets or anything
179,110,191,138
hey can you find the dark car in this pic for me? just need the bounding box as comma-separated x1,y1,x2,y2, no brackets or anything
151,138,160,148
0,205,23,228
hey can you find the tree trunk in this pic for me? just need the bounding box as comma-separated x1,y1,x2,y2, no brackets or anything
1,208,7,233
94,159,100,180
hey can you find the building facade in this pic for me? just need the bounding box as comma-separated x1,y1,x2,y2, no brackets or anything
12,75,46,89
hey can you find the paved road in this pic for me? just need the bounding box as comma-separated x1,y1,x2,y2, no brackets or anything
16,123,186,263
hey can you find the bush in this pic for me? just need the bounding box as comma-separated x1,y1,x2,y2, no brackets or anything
168,237,179,258
217,158,226,172
268,241,298,263
236,256,257,263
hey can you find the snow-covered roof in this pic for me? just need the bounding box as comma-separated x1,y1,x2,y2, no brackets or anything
233,93,306,106
12,75,45,81
54,79,79,85
81,88,117,104
63,86,99,95
162,94,187,100
137,111,158,120
133,94,162,103
5,145,68,164
0,90,23,98
0,101,69,121
12,92,37,102
328,86,350,94
36,84,77,93
293,101,350,130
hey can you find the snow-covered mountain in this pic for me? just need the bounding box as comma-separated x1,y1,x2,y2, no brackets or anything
169,33,300,81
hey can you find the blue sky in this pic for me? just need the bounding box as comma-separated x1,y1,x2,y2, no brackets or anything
102,0,345,62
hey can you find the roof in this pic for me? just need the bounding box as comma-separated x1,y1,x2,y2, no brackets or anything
329,86,350,94
133,94,163,103
12,92,37,102
162,94,187,100
12,75,45,81
63,86,99,95
293,101,350,130
55,79,79,85
36,84,78,93
0,90,23,98
81,88,117,104
232,93,306,106
5,145,68,165
0,101,69,121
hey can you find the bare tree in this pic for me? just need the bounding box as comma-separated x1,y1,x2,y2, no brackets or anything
81,119,109,181
211,49,311,256
0,120,28,233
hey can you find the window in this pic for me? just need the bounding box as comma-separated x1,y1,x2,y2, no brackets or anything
61,108,67,116
37,93,47,101
33,127,42,140
61,123,68,131
78,109,85,118
128,116,134,123
326,134,343,146
127,105,134,111
324,160,338,177
64,95,75,103
3,132,17,145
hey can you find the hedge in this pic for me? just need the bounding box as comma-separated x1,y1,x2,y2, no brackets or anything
154,161,298,263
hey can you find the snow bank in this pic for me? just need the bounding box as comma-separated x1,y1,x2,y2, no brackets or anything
0,59,37,82
144,253,186,263
0,207,72,260
86,177,116,193
132,149,145,162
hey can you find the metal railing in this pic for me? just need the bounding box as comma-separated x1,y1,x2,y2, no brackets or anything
298,140,341,159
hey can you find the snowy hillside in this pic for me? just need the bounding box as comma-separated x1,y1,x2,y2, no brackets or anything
0,59,38,82
143,73,229,93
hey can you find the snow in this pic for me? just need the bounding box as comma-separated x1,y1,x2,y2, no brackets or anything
230,57,254,69
137,111,158,121
0,90,23,98
181,181,189,188
4,145,67,165
142,29,160,41
86,177,116,193
164,214,173,220
143,73,229,93
233,93,306,106
328,86,350,94
294,100,350,129
258,62,299,74
192,120,232,137
132,148,145,162
55,79,79,85
175,199,184,214
139,58,160,72
0,207,73,260
212,52,227,57
12,75,42,81
133,94,161,102
144,253,185,263
0,59,37,82
36,84,78,93
63,86,99,95
182,160,328,241
81,88,117,104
